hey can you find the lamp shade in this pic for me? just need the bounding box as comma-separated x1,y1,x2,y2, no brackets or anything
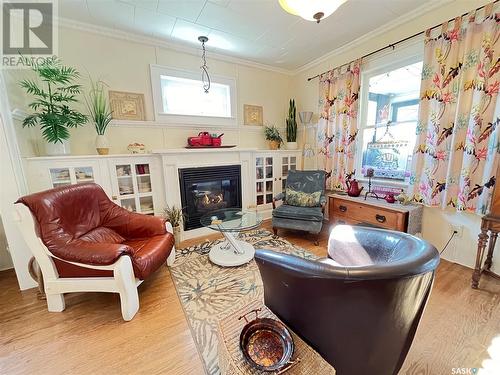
299,111,313,124
279,0,347,23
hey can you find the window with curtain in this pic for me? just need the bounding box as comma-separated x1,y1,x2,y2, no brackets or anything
358,61,423,181
150,65,236,126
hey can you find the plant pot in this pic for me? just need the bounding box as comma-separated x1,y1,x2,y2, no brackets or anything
45,139,71,155
173,226,181,247
269,140,280,150
95,134,110,155
286,141,298,150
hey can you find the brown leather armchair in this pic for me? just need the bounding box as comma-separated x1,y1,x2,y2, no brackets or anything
254,225,440,375
15,183,175,320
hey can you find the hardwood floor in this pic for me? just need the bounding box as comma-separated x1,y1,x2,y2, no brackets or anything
1,221,499,375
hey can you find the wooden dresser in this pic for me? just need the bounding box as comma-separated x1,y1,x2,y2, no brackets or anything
472,166,500,289
328,193,423,234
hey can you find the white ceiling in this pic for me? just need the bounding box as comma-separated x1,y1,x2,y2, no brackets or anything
59,0,436,70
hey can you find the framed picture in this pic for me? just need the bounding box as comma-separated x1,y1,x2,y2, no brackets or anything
244,104,263,126
109,91,145,121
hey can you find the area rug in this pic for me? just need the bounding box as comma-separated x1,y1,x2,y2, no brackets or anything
169,229,318,375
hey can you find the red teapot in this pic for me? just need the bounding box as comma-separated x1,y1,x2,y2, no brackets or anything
384,193,396,203
346,179,364,197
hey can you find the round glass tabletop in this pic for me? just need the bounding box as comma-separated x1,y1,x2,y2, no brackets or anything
200,208,262,233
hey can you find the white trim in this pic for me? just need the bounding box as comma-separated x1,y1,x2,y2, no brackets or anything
293,0,452,75
57,17,292,76
56,0,450,76
150,65,237,127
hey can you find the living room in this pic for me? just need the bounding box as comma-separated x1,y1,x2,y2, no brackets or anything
0,0,499,374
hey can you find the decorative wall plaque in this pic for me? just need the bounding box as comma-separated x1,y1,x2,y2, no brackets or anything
109,91,145,121
243,104,263,126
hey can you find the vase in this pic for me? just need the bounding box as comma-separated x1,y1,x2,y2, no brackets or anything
173,226,181,247
286,141,298,150
269,140,280,150
95,134,110,155
45,139,71,155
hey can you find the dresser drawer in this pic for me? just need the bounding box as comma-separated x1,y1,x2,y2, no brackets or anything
330,197,407,232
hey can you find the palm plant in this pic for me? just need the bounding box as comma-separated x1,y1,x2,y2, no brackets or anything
163,205,184,228
20,57,87,143
85,78,113,135
286,99,297,142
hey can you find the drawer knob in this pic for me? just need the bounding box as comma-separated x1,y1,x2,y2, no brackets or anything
339,205,347,212
375,214,386,223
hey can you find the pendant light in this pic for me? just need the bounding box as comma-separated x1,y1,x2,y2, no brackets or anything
198,36,210,93
279,0,347,23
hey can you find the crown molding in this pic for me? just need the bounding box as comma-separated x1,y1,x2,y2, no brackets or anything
291,0,454,76
56,17,294,76
56,0,452,78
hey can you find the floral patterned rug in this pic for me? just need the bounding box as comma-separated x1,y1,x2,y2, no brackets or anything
169,229,317,375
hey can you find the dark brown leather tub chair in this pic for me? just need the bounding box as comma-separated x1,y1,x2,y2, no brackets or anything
254,225,440,375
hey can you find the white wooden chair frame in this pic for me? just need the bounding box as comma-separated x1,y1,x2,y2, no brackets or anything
14,205,176,321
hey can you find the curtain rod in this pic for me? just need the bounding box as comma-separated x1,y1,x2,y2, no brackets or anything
306,1,496,81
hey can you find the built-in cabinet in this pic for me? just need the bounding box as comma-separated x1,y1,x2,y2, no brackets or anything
255,151,300,210
24,150,301,221
24,155,164,216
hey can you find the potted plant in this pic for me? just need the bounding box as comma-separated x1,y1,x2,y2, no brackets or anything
264,124,283,150
19,57,87,155
286,99,298,150
163,205,184,247
85,78,113,155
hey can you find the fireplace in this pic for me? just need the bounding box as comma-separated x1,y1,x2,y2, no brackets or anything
179,165,242,230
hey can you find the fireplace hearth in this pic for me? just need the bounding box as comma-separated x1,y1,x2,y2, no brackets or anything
179,165,241,230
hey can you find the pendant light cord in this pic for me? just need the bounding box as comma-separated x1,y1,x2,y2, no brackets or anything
200,39,210,93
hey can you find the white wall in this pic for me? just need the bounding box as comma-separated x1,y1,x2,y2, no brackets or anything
291,0,499,272
4,25,293,157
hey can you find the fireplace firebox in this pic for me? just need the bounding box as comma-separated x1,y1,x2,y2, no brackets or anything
179,165,242,230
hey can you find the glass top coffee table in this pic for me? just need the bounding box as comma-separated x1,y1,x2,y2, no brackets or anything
200,208,262,267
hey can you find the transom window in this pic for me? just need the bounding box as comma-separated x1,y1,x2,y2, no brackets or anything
150,65,236,126
358,60,422,182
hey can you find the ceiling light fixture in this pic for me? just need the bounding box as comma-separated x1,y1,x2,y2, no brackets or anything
278,0,347,23
198,36,210,93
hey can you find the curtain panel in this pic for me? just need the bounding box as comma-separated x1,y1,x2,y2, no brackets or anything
316,60,361,190
409,6,500,214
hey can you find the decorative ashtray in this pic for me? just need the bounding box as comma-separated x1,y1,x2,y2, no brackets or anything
239,308,295,372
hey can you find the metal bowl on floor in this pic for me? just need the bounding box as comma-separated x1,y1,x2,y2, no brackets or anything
239,309,294,372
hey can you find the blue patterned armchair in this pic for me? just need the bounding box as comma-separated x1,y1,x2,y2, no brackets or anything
272,170,326,244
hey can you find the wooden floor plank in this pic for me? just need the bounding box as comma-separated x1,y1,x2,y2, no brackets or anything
1,221,498,374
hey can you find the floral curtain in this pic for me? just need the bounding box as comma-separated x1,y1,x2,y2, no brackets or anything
409,6,500,214
316,60,361,190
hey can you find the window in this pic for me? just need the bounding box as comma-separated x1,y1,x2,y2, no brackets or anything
358,60,422,182
150,65,236,126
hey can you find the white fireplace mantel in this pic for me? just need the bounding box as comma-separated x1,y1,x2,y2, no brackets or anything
23,148,302,242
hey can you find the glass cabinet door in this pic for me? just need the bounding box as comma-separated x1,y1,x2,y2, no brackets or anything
281,155,297,190
50,166,94,188
256,155,276,206
113,162,155,215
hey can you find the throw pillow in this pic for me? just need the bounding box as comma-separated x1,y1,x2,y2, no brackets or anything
285,188,322,207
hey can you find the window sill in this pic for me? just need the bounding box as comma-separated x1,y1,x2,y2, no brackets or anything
356,176,408,190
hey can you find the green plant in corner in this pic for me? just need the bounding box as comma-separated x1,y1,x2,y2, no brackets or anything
19,56,87,143
163,205,184,247
163,205,184,228
286,99,297,143
85,78,112,136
